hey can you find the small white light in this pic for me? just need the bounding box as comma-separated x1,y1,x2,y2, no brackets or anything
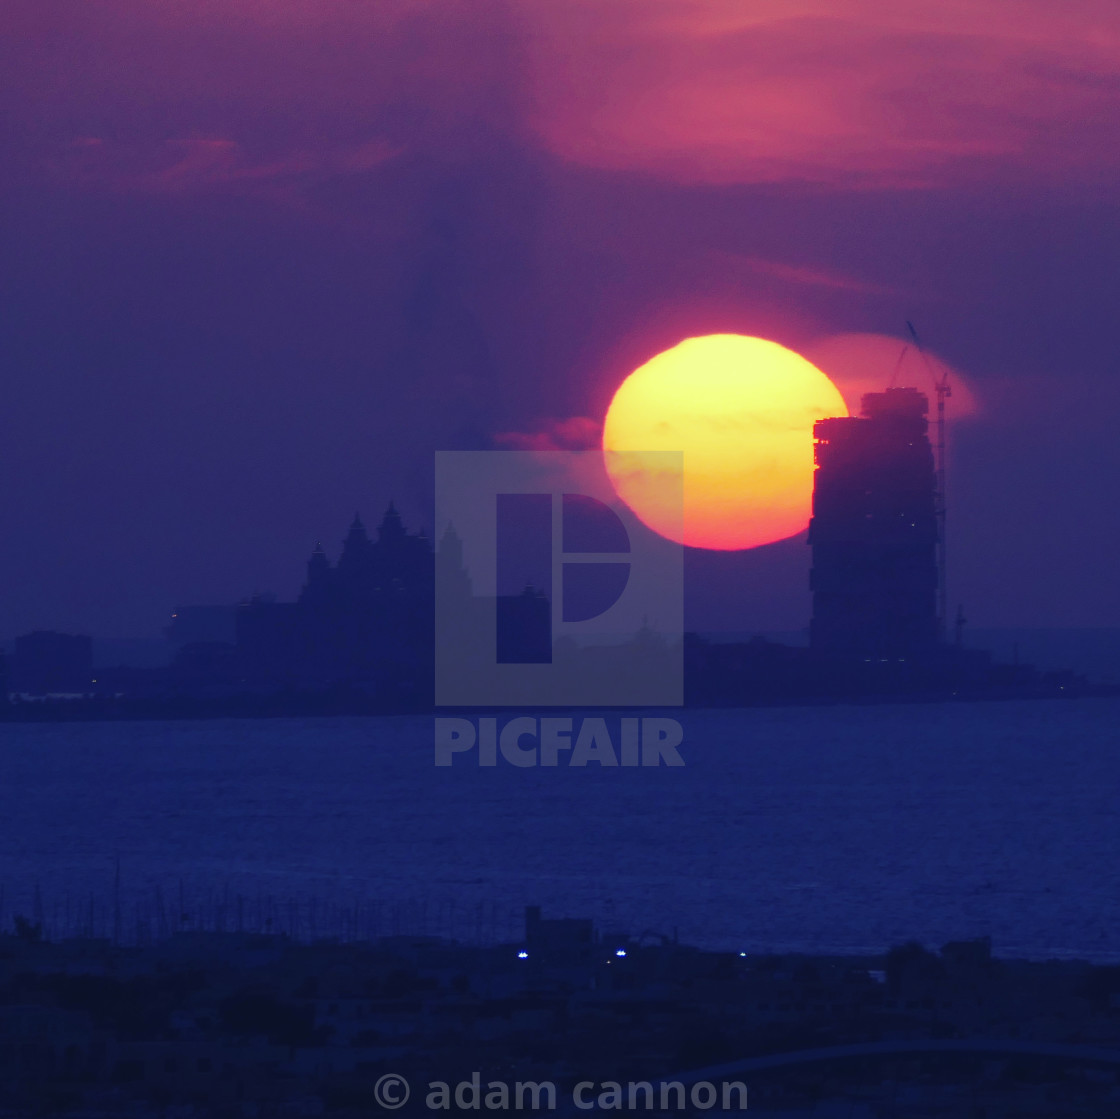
517,950,529,959
615,948,626,958
739,952,747,958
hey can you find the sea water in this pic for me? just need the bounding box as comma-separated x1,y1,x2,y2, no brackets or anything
0,698,1117,959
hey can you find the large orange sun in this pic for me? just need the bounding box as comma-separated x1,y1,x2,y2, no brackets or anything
602,334,848,550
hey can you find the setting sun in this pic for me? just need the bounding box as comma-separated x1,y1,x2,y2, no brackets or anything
602,334,848,550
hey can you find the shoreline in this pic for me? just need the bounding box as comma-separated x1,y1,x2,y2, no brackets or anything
1,684,1116,724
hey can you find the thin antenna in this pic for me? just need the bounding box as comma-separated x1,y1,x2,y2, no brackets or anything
906,321,951,642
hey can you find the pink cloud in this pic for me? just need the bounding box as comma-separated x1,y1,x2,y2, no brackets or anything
803,332,981,419
522,4,1120,188
495,416,602,452
56,135,399,204
12,0,1120,196
724,254,897,296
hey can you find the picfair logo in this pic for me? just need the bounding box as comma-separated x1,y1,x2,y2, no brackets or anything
435,451,683,707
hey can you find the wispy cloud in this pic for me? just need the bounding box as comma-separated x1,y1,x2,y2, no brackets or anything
524,4,1120,188
52,135,401,207
724,254,897,296
10,0,1120,197
495,416,602,452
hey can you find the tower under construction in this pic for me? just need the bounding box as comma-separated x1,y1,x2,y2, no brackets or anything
809,386,939,658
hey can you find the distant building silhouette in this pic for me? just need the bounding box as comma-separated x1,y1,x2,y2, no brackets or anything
236,504,434,695
524,904,595,966
809,387,939,659
164,605,237,649
10,631,94,694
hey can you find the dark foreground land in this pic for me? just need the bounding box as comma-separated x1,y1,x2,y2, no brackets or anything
3,912,1120,1118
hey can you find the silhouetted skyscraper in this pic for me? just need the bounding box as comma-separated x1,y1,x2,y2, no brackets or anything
809,387,939,658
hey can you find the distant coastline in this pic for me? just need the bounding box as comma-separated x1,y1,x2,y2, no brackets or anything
0,678,1116,724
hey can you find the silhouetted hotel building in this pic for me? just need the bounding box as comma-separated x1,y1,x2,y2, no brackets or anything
809,387,939,659
236,504,434,692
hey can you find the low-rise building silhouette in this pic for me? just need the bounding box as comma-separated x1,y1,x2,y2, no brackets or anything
496,585,551,664
164,605,237,650
9,630,94,695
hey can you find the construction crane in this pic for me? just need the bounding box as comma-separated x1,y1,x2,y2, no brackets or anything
887,342,910,388
905,321,951,642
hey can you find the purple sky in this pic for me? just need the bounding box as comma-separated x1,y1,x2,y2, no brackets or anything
2,0,1120,638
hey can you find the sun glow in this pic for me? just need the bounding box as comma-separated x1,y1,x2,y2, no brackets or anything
602,334,848,550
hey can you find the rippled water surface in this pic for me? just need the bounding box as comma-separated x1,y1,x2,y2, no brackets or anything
1,699,1117,958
